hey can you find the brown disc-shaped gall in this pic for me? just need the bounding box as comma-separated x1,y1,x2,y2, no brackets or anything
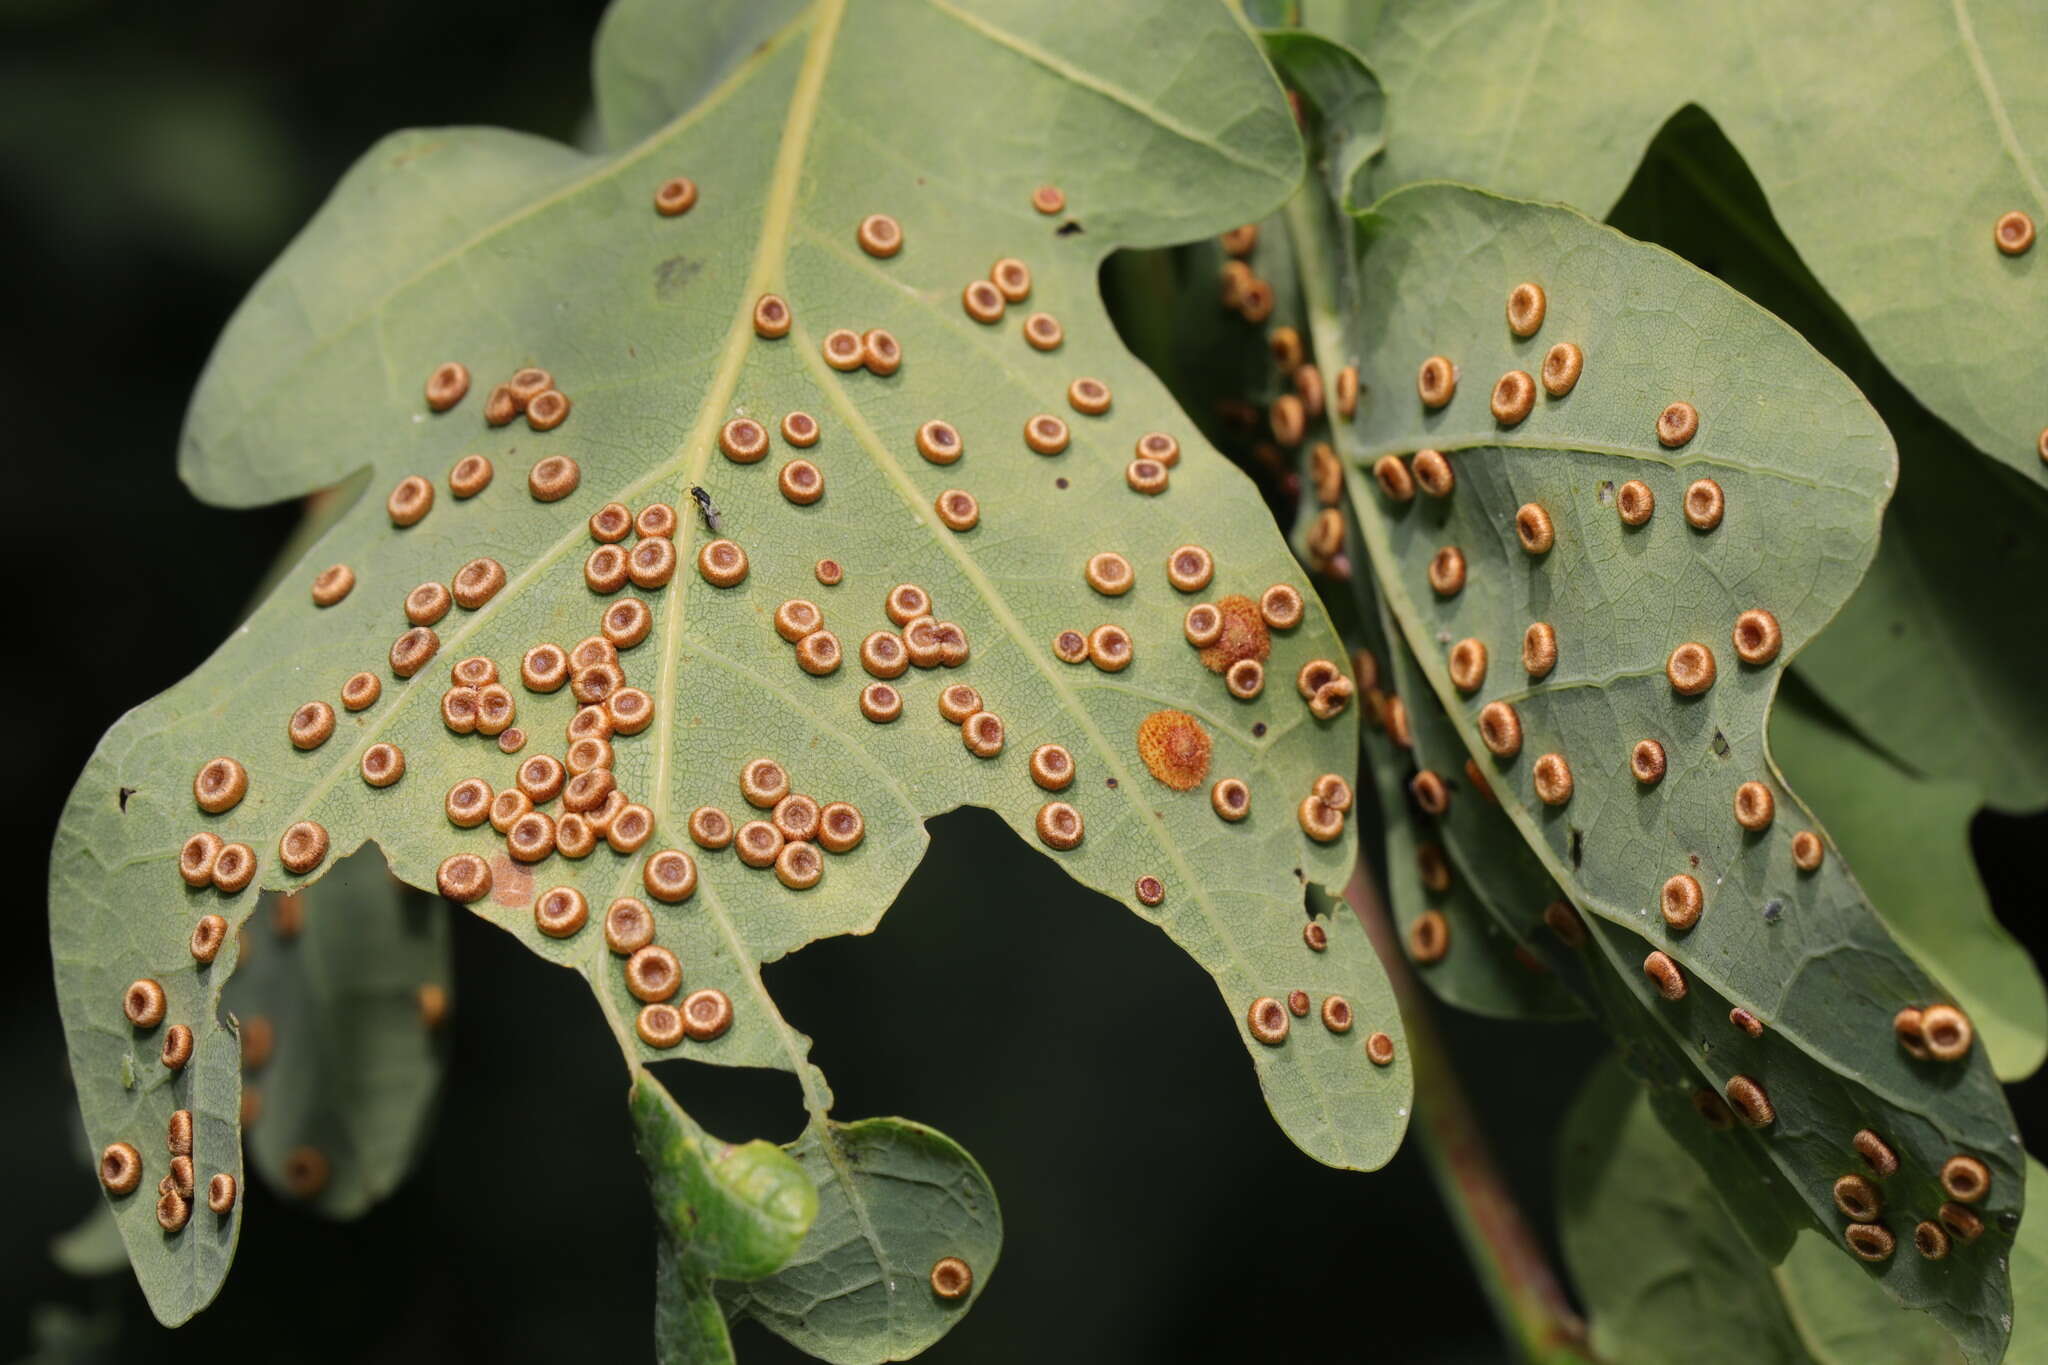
627,536,677,591
677,987,731,1042
1417,355,1456,408
362,741,408,790
190,914,228,964
450,656,498,687
526,389,571,431
100,1142,143,1195
288,701,335,751
1220,222,1259,258
794,629,842,676
1475,701,1523,760
604,804,653,855
1210,777,1251,822
1035,801,1083,851
521,643,569,693
654,176,697,215
736,820,784,869
1088,624,1133,672
855,212,902,257
636,1003,684,1049
860,682,903,723
1427,546,1466,597
816,802,864,854
1515,503,1555,555
1050,629,1089,664
1411,448,1454,498
1260,584,1305,631
1086,552,1133,597
1623,740,1665,788
1319,997,1354,1035
405,581,452,628
1410,770,1450,817
883,583,930,626
1416,841,1451,892
562,768,616,814
162,1023,194,1070
1298,658,1343,701
1070,377,1113,418
821,327,864,370
1407,910,1449,964
774,458,823,507
1136,709,1211,791
157,1187,192,1232
1733,781,1775,831
341,671,381,711
990,256,1031,302
444,779,491,830
1299,793,1346,843
932,488,978,532
534,886,588,939
453,557,506,610
1183,603,1224,648
1683,478,1725,530
1303,921,1329,953
1333,364,1360,419
626,945,681,1003
1365,1031,1396,1066
769,598,823,645
1373,455,1416,503
962,278,1005,324
1448,638,1488,694
771,793,821,845
1656,401,1699,448
604,689,650,737
207,1173,238,1216
1014,412,1070,459
1941,1202,1984,1242
775,840,824,890
518,754,565,804
527,455,580,502
124,978,167,1029
490,790,532,834
484,385,517,425
1225,659,1264,700
506,366,552,407
1286,991,1311,1019
1791,830,1824,872
388,475,434,527
1315,774,1354,814
859,631,908,679
1138,432,1181,468
210,842,256,894
1246,997,1290,1046
1643,951,1686,1001
1311,442,1342,506
1732,609,1782,666
1853,1129,1899,1178
1913,1221,1950,1261
1126,458,1172,495
506,811,557,863
697,538,749,587
1661,874,1704,931
861,328,901,375
180,832,224,888
279,821,329,876
1833,1174,1883,1222
390,627,440,678
604,897,655,956
686,806,733,851
718,416,769,464
752,292,791,338
1513,623,1557,681
602,599,652,652
1844,1223,1895,1262
554,812,597,860
1491,370,1536,425
739,759,789,809
1729,1007,1764,1038
1029,182,1067,214
1543,900,1586,949
963,712,1006,759
813,558,843,588
1268,393,1305,446
1724,1075,1774,1127
1667,642,1716,695
584,544,628,594
1506,282,1546,337
1995,209,2036,255
1535,341,1582,399
1023,310,1064,351
642,849,698,905
1920,1004,1974,1061
1895,1006,1931,1059
311,563,354,607
1532,753,1574,806
1295,363,1326,419
1134,875,1165,908
634,502,677,540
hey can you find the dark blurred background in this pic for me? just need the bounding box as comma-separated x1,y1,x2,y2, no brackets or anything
4,4,2043,1363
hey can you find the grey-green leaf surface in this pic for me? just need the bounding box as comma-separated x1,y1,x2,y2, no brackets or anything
49,1203,125,1279
1770,690,2044,1082
1559,1057,1964,1365
1603,103,2048,814
632,1068,819,1365
722,1116,1001,1363
50,0,1400,1327
224,843,450,1217
2007,1157,2048,1360
1306,0,2048,487
1295,180,2022,1359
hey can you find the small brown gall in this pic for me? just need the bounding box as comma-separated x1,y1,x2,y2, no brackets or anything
1643,951,1686,1001
1666,642,1716,695
1417,355,1456,409
1656,402,1699,448
1490,371,1536,425
1506,282,1546,337
1661,874,1704,931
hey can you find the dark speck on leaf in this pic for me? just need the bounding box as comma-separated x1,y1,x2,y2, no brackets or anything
1055,477,1069,490
654,255,701,299
1711,730,1730,757
1293,867,1304,882
1569,828,1583,868
1762,898,1784,923
118,786,136,812
1056,220,1083,236
2001,1210,2021,1233
1105,777,1118,789
1252,722,1267,738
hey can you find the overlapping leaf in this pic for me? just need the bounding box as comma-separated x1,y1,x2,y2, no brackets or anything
1305,0,2048,487
49,0,1401,1329
1290,181,2022,1358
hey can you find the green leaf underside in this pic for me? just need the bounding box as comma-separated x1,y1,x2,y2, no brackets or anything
632,1069,818,1365
1603,105,2048,813
1559,1057,1964,1365
224,843,451,1218
1309,0,2048,487
1769,691,2046,1084
1302,182,2021,1359
720,1116,1002,1363
2007,1157,2048,1361
50,0,1407,1326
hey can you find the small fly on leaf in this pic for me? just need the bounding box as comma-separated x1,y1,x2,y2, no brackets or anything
688,485,721,532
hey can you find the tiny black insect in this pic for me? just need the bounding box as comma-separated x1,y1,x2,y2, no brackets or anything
688,484,722,532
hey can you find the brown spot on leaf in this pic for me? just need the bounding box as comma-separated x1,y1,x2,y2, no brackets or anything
1198,595,1270,674
489,854,534,907
1136,710,1212,791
